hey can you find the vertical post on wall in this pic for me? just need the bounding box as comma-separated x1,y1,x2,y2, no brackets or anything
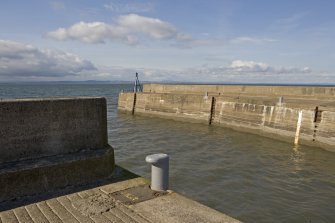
209,96,216,125
134,72,143,93
132,72,142,115
294,110,303,145
132,93,136,115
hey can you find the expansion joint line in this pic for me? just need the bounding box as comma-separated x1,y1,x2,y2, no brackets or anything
209,96,216,125
132,93,137,115
312,106,322,141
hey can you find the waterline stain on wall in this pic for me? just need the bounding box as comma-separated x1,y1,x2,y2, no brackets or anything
118,85,335,152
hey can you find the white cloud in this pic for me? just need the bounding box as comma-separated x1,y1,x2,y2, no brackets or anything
47,14,187,45
0,40,324,84
47,14,278,48
118,14,177,39
0,40,96,78
229,60,270,72
86,60,317,84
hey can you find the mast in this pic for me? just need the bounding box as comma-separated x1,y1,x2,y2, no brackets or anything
134,72,143,92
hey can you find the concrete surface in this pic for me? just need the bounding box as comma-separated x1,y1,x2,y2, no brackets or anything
118,93,135,113
0,147,114,203
0,97,239,223
0,97,108,163
143,84,335,99
118,92,212,124
0,97,115,203
118,90,335,151
0,176,240,223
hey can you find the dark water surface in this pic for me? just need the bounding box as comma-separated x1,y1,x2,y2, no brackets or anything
1,83,335,223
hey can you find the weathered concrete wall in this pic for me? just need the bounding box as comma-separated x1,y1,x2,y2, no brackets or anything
0,97,114,202
144,84,335,99
0,97,107,163
212,98,317,145
118,92,335,151
119,92,212,123
118,92,135,112
0,148,114,203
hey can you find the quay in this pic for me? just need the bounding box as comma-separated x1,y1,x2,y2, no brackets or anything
118,84,335,152
0,97,239,223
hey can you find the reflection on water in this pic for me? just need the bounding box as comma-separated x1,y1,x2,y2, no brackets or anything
291,145,305,172
1,83,335,223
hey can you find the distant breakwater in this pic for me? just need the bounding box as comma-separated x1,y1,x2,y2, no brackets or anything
118,84,335,152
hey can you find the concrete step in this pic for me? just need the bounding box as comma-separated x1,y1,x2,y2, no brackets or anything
0,147,114,204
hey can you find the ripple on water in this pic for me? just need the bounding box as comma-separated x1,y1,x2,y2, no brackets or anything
112,114,335,223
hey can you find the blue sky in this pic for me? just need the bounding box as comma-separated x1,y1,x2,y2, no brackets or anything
0,0,335,83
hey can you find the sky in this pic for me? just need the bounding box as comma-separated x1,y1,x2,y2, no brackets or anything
0,0,335,83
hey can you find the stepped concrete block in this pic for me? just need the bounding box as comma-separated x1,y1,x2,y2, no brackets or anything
0,97,108,163
0,97,115,202
0,146,114,203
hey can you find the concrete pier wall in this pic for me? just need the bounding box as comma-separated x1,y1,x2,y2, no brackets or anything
144,84,335,99
119,93,212,123
118,90,335,151
0,97,108,163
0,97,114,202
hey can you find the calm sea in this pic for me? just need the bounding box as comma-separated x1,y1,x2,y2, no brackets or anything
1,83,335,223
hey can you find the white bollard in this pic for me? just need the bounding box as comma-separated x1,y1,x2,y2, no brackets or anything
145,154,169,191
278,96,284,105
204,91,208,99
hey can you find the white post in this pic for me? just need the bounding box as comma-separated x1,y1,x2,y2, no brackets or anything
278,96,284,106
145,154,169,191
294,110,303,145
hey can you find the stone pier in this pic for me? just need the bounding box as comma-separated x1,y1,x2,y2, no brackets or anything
118,84,335,151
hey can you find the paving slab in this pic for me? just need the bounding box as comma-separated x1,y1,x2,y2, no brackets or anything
0,177,240,223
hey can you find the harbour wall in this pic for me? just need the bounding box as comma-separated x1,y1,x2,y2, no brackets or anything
118,85,335,151
143,84,335,99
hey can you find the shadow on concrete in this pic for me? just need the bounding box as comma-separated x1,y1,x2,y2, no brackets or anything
0,165,139,212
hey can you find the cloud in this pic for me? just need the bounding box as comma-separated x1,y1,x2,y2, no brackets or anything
47,14,278,48
47,14,187,45
219,60,311,75
0,40,322,84
85,60,316,84
0,40,96,78
104,1,154,13
229,60,270,72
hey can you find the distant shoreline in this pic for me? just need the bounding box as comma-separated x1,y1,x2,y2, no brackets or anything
1,81,335,87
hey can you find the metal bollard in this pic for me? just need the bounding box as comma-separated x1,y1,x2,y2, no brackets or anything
145,154,169,191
